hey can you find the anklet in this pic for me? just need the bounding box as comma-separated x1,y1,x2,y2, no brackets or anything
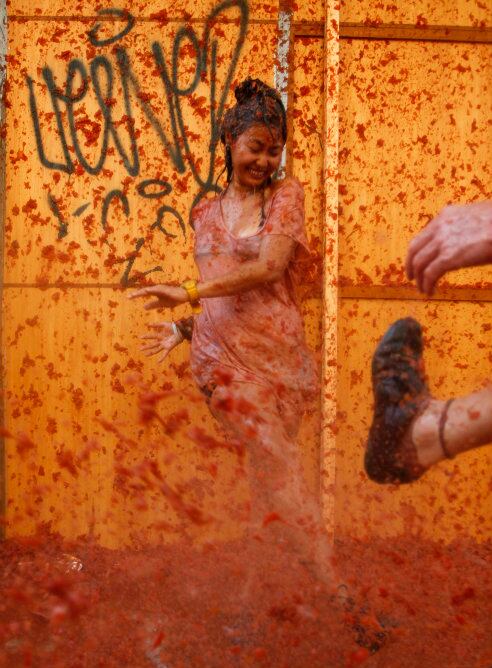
438,399,455,459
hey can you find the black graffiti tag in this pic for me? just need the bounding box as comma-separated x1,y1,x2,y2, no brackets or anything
27,1,249,285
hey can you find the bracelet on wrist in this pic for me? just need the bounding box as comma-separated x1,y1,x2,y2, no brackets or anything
175,317,194,341
181,279,202,314
171,321,184,342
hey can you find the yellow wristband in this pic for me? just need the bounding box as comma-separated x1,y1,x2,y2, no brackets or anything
181,279,202,314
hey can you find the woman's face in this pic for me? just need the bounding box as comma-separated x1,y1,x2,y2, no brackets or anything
229,123,284,189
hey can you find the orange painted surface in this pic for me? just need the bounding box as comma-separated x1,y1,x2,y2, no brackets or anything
336,299,492,541
4,7,274,545
340,0,492,27
339,40,492,290
8,0,278,20
2,0,491,552
336,35,492,541
6,17,276,285
9,0,326,24
291,36,325,498
3,3,326,546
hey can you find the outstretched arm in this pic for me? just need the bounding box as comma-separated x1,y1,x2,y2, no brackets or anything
197,235,295,298
175,316,194,341
129,235,296,310
140,322,184,362
406,200,492,295
139,317,194,362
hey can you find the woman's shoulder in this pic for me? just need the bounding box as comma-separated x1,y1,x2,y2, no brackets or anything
274,175,303,189
268,177,305,212
192,193,217,214
270,176,304,199
190,193,219,226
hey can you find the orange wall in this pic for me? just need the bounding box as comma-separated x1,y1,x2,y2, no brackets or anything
2,0,491,547
340,0,492,25
334,7,492,541
2,0,327,547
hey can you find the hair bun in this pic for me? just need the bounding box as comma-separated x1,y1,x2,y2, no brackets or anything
221,77,287,154
234,77,270,105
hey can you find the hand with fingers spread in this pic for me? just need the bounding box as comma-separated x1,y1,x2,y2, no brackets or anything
406,200,492,295
140,322,184,363
129,284,188,310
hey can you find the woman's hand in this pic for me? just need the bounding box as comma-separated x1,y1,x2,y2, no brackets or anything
129,284,188,310
406,200,492,295
140,322,183,362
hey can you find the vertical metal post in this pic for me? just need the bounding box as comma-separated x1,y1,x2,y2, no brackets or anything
320,0,339,540
0,0,6,540
274,2,293,177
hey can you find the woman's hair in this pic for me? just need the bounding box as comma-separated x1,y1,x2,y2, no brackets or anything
219,78,287,183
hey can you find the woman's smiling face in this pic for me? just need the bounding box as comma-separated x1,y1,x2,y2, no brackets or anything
228,123,284,189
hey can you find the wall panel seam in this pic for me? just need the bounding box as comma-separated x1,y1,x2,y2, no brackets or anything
340,287,492,303
8,15,278,24
294,22,492,43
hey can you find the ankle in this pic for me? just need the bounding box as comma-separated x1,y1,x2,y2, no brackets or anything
411,399,447,467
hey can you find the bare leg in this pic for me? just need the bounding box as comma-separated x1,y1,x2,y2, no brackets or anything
410,385,492,468
210,381,389,654
208,381,333,587
365,317,492,484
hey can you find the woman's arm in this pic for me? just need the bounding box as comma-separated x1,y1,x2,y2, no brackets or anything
129,235,296,309
140,321,184,362
197,235,296,298
175,316,194,340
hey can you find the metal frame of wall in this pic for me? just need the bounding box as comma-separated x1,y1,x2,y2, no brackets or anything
0,0,6,540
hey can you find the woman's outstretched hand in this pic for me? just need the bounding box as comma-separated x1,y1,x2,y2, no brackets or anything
129,284,188,310
140,322,183,362
406,200,492,295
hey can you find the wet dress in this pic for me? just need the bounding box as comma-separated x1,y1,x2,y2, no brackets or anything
189,177,318,435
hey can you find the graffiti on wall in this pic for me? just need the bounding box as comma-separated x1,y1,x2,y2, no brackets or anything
26,2,249,284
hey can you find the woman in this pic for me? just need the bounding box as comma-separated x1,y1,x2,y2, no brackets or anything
130,78,331,584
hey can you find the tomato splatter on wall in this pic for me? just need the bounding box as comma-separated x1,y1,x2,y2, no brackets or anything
1,1,491,666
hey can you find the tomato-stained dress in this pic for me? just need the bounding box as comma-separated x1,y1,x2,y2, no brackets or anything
190,177,318,413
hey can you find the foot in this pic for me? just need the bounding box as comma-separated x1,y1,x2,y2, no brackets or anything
365,317,430,484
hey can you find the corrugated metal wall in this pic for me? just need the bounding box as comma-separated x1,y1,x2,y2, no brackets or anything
1,0,491,546
335,0,492,541
1,0,327,546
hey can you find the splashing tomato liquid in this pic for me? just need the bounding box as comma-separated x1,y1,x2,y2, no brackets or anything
0,390,490,668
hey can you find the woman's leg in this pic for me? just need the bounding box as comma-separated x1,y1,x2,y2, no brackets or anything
409,386,492,468
365,317,492,483
208,380,389,652
208,380,334,586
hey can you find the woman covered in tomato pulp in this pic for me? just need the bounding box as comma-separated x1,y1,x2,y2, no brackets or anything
131,77,331,586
